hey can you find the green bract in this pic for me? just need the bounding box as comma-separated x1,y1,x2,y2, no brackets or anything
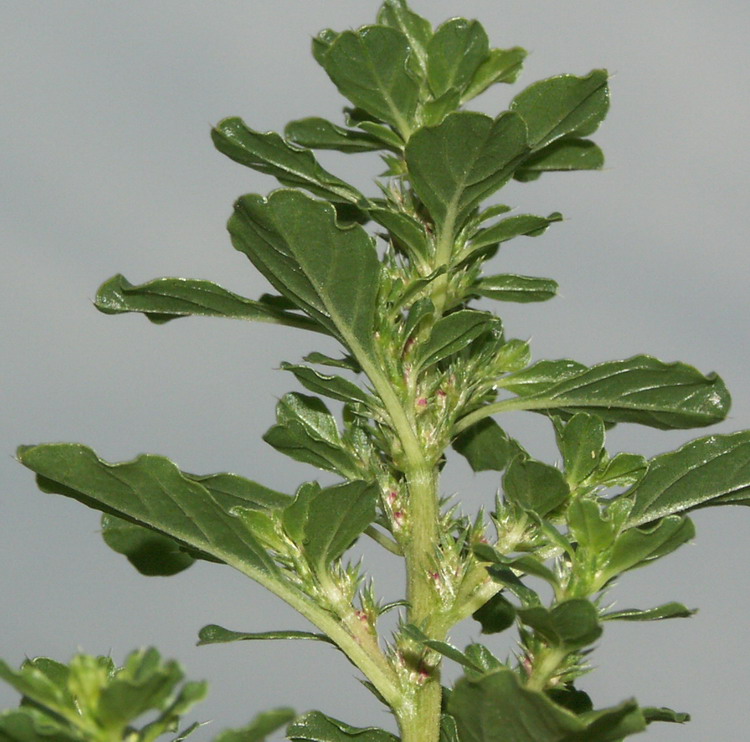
9,2,748,742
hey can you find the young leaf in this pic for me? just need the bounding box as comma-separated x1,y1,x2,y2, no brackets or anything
287,712,398,742
452,418,524,472
448,669,646,742
494,355,730,430
401,625,483,672
368,207,432,266
510,70,609,151
601,602,695,621
471,592,516,635
212,118,364,205
320,27,420,136
503,457,569,517
426,18,489,99
462,47,527,101
415,310,498,370
625,430,750,527
284,117,386,153
95,275,326,333
405,111,529,234
514,139,604,181
280,363,374,407
555,413,606,485
474,274,558,303
516,599,602,650
465,212,563,254
197,624,333,645
228,190,380,361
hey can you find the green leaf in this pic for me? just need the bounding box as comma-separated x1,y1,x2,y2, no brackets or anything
503,457,569,517
567,499,617,554
401,626,482,672
514,139,604,181
555,413,606,486
426,19,489,99
466,212,563,255
94,274,323,333
0,710,79,742
510,70,609,150
211,709,297,742
601,602,696,621
303,352,361,373
368,208,431,266
282,480,379,572
474,275,558,303
287,711,398,742
101,515,196,576
405,111,529,233
197,624,333,646
517,600,602,650
280,364,374,407
284,117,385,153
452,418,524,472
448,669,646,742
471,592,516,634
212,118,364,205
416,310,499,370
228,190,381,364
475,546,559,590
626,431,750,527
497,355,730,430
17,443,280,577
377,0,433,73
593,453,648,490
462,47,527,101
263,393,360,477
321,26,420,135
642,707,690,725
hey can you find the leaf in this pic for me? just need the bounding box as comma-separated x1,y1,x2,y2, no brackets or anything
416,310,499,370
197,624,333,646
263,393,360,477
0,710,79,742
463,47,527,101
452,418,524,472
626,431,750,527
516,600,602,650
321,26,420,135
474,275,558,303
212,118,364,205
593,453,648,490
567,499,617,554
287,711,398,742
212,709,297,742
94,274,325,333
401,626,482,672
510,70,609,150
447,669,646,742
466,212,563,254
472,592,516,634
17,444,280,577
368,208,431,266
475,546,559,590
284,117,385,153
303,352,361,373
426,19,489,99
377,0,433,73
405,111,529,233
228,190,381,366
555,413,606,486
503,457,570,518
641,707,690,725
497,355,730,430
101,515,196,576
281,480,378,572
280,364,374,407
514,139,604,182
601,602,696,621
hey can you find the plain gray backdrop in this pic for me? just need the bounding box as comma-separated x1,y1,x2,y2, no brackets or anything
2,2,749,740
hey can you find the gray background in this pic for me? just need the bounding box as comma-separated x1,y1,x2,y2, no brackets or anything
2,2,749,740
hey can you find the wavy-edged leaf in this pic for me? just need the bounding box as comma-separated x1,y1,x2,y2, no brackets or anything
496,355,730,430
601,602,695,622
280,364,374,407
510,70,609,151
212,709,297,742
426,19,489,99
514,139,604,182
228,190,380,362
475,274,558,303
626,430,750,526
321,26,420,135
287,712,398,742
101,515,196,576
95,275,325,333
452,418,524,473
284,117,385,153
416,310,498,370
405,111,529,234
197,624,333,646
17,443,280,576
448,669,646,742
463,47,527,101
212,119,364,206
